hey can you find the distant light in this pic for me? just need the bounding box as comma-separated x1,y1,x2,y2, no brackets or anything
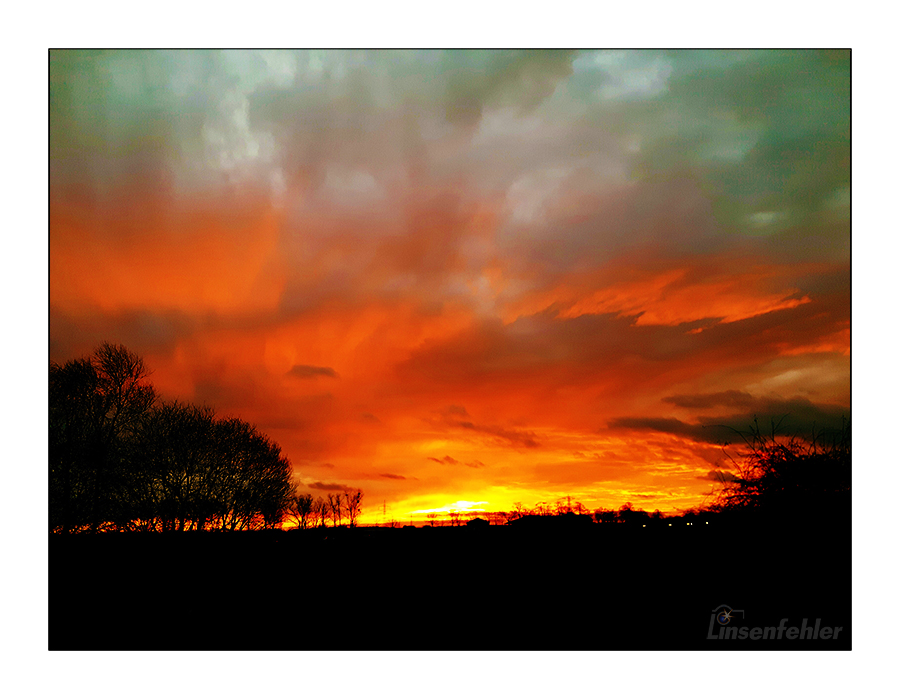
668,523,671,526
706,521,709,524
642,524,646,527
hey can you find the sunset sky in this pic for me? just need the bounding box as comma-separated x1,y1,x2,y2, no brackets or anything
49,49,850,522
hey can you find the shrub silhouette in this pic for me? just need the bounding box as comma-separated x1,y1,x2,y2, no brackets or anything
709,417,850,527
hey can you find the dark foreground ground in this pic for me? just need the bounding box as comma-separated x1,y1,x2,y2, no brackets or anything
49,521,850,650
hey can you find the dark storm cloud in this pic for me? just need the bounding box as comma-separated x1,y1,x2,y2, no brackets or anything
607,417,737,445
713,399,850,437
662,50,850,212
287,364,339,378
609,396,849,446
625,51,850,253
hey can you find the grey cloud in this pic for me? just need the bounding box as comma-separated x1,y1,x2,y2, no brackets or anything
427,454,486,468
711,402,849,438
497,50,851,274
308,481,352,491
379,473,406,480
428,455,459,465
440,405,470,418
497,173,722,277
53,51,848,256
287,364,338,379
698,469,739,483
568,50,675,102
442,50,577,126
642,50,849,249
609,396,849,446
607,417,737,445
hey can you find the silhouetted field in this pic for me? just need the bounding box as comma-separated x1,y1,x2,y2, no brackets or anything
49,521,850,650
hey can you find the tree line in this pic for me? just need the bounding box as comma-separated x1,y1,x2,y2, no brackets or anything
50,343,337,534
285,490,364,529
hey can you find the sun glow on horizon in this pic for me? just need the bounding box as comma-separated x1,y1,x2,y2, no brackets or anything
411,500,489,515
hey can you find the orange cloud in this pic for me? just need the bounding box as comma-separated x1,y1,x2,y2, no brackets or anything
501,254,827,328
50,186,285,316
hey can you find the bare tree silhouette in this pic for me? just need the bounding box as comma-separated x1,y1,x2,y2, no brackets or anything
328,493,343,526
288,491,315,530
314,496,330,528
710,417,850,526
344,490,363,527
